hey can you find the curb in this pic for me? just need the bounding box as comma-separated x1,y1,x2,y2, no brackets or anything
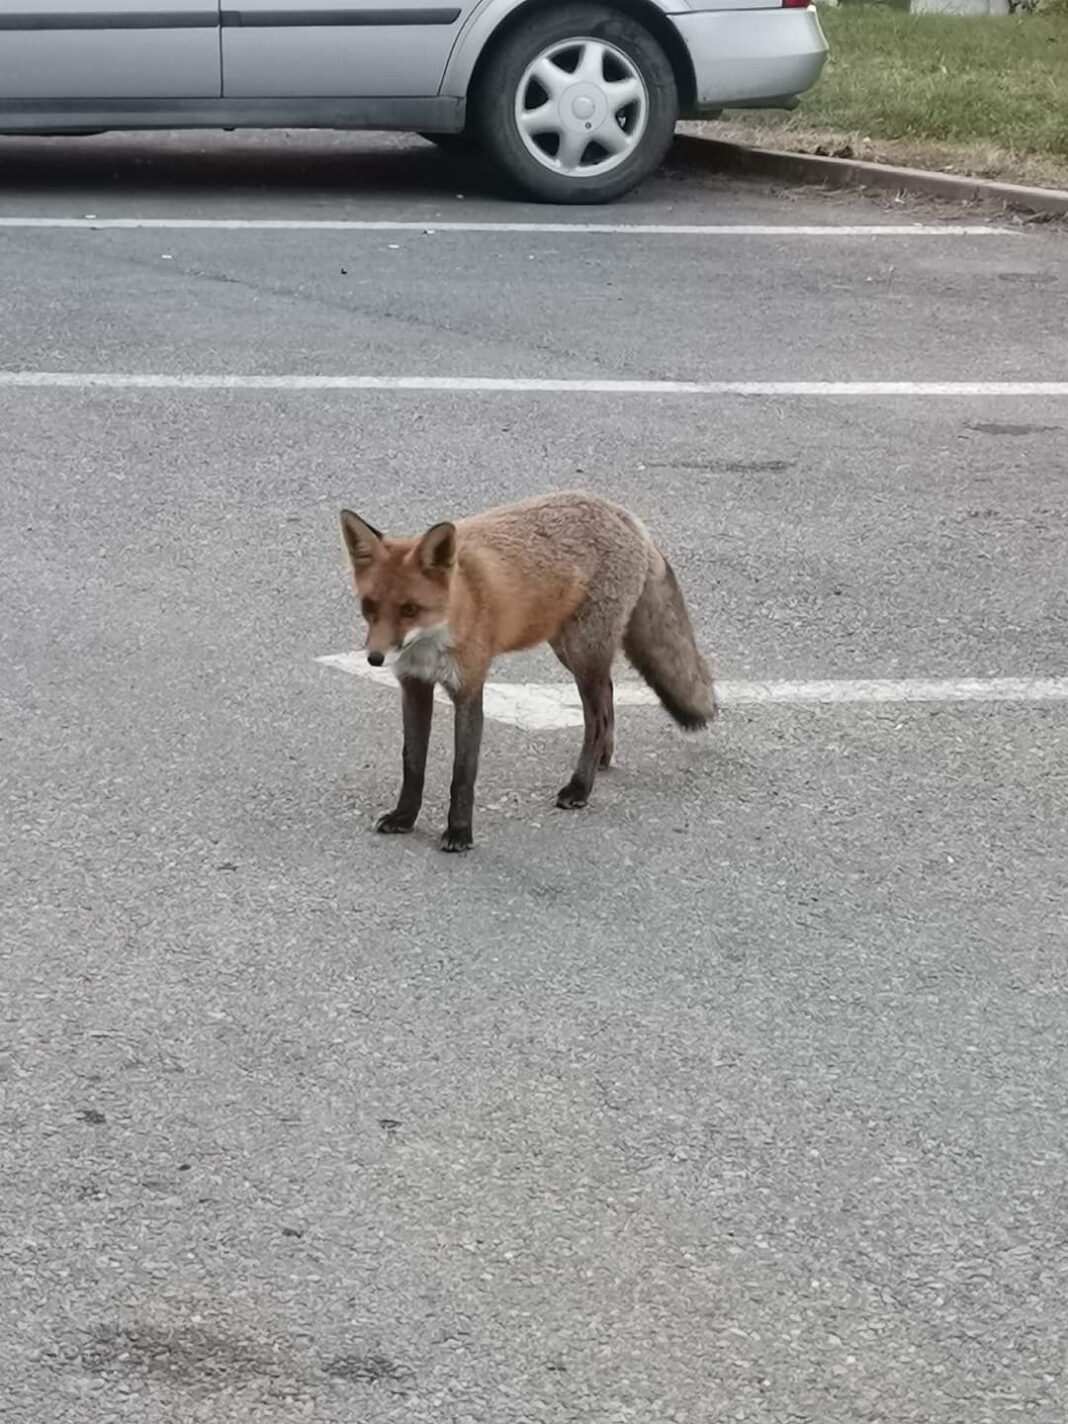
674,133,1068,219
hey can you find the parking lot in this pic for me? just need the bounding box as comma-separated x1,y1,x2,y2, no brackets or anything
2,132,1066,1424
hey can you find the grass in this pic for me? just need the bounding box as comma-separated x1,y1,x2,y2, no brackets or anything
703,6,1068,188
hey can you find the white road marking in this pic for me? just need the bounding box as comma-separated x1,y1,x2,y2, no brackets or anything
318,655,1068,731
0,217,1017,237
3,373,1068,397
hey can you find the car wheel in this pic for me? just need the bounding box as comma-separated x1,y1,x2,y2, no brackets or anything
473,4,678,204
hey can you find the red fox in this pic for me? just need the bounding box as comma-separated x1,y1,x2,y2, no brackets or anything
339,493,714,852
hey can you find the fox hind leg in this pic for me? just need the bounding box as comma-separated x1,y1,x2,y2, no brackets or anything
558,672,614,808
551,632,616,809
599,688,615,769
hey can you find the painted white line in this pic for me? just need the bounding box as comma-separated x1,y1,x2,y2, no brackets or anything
3,372,1068,397
319,656,589,728
712,677,1068,705
0,217,1017,237
318,655,1068,731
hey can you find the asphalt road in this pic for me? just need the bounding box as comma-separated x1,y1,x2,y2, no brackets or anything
2,132,1066,1424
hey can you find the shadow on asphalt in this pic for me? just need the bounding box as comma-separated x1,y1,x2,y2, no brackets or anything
0,132,506,199
0,130,719,205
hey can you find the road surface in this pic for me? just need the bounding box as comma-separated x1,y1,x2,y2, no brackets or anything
2,132,1066,1424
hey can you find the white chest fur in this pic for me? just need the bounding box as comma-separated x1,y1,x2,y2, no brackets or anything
393,623,460,690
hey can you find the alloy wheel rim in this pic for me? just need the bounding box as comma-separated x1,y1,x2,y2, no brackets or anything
514,37,649,178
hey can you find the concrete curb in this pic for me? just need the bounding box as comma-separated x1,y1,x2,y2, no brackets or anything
674,132,1068,218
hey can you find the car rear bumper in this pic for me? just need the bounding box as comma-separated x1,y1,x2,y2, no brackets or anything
668,8,828,115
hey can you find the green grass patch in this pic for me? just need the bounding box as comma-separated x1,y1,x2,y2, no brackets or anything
719,6,1068,185
811,8,1067,155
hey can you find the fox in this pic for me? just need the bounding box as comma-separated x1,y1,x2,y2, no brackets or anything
339,492,715,852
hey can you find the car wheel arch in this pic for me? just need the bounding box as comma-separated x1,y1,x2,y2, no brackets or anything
443,0,697,115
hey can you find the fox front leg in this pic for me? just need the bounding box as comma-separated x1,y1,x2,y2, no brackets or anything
376,677,434,835
441,688,484,853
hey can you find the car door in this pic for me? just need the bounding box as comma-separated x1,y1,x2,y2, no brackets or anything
0,0,221,99
220,0,465,99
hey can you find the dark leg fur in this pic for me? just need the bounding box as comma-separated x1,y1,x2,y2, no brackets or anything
376,677,435,834
557,672,614,809
442,689,484,852
599,682,615,769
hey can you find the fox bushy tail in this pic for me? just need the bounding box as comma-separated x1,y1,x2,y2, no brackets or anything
623,552,715,730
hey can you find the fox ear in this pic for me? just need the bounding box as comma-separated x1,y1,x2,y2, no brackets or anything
417,521,456,574
339,510,382,569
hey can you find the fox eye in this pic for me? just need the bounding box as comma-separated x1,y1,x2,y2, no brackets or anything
361,598,377,618
399,602,420,619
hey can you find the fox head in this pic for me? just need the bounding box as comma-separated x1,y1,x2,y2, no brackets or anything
339,510,455,666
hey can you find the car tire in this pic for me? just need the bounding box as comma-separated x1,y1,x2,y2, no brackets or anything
473,3,678,204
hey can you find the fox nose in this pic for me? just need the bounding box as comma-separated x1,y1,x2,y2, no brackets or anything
367,650,385,667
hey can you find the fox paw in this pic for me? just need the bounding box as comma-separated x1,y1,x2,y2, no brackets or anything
440,826,473,853
556,781,590,810
375,811,415,835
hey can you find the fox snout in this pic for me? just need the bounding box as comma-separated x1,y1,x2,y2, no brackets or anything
364,625,397,664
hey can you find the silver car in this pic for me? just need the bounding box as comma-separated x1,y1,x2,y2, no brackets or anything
0,0,827,202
